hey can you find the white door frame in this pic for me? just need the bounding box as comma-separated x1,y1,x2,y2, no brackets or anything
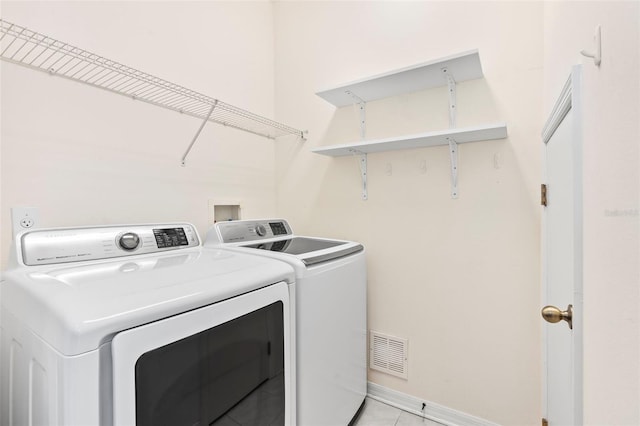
541,64,584,425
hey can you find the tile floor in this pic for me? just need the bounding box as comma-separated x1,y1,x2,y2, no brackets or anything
212,384,442,426
354,398,443,426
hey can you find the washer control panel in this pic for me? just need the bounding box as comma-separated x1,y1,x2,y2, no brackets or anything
19,223,199,266
213,219,292,243
153,227,190,248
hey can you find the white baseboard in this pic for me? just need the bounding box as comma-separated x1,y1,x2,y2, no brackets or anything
367,382,500,426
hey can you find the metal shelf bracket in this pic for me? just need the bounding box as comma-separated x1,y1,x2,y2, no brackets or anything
359,153,368,200
443,67,457,128
447,137,459,199
349,149,368,200
346,90,368,200
181,101,217,166
346,90,367,139
444,67,459,199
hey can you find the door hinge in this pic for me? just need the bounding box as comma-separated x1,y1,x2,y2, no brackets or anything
542,418,548,426
541,184,547,206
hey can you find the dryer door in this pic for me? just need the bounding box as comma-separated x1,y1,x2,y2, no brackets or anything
111,282,291,426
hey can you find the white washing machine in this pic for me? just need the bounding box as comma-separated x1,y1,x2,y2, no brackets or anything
0,223,295,426
205,219,367,426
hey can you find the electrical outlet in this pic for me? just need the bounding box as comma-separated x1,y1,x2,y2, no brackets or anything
20,217,35,228
11,207,39,239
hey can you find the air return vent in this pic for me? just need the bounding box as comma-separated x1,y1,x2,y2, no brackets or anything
369,331,408,379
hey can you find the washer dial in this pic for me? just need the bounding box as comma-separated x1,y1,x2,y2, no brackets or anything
118,232,140,251
255,224,267,237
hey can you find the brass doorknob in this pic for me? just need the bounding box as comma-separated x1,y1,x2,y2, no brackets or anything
541,304,573,329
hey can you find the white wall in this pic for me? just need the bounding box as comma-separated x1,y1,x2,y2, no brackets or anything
543,2,640,424
274,2,543,424
0,1,280,269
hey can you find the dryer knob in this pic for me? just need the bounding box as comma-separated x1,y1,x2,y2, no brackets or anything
255,224,267,237
119,232,140,251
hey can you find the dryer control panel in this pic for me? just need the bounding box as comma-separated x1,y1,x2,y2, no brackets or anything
19,223,199,266
209,219,292,244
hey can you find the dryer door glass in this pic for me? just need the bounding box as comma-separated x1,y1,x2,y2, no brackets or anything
134,302,285,426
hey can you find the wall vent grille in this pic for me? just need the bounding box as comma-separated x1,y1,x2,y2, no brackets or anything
369,331,408,379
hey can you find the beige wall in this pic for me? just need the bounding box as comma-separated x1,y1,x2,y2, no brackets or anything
0,1,280,269
274,2,543,424
543,2,640,425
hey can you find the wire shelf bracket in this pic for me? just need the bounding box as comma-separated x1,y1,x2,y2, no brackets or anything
181,101,217,167
0,19,307,164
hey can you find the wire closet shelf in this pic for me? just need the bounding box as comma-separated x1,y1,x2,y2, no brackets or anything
0,19,305,141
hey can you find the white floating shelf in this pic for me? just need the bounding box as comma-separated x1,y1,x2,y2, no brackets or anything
314,49,505,200
316,50,483,107
311,123,508,157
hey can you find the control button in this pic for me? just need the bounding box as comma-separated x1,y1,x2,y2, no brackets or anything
255,224,267,237
118,232,140,251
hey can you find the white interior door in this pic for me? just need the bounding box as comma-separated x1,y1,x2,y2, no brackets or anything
541,65,583,426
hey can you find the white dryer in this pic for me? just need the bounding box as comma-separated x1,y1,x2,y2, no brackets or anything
0,223,295,426
205,219,367,426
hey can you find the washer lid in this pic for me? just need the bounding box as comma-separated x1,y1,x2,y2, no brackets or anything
1,248,294,355
244,237,344,255
241,237,363,265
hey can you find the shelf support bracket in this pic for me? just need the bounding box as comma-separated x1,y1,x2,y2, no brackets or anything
443,67,457,128
181,101,217,167
359,153,368,200
447,137,459,199
349,149,368,201
359,101,366,139
444,68,459,198
346,90,366,140
346,90,367,200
